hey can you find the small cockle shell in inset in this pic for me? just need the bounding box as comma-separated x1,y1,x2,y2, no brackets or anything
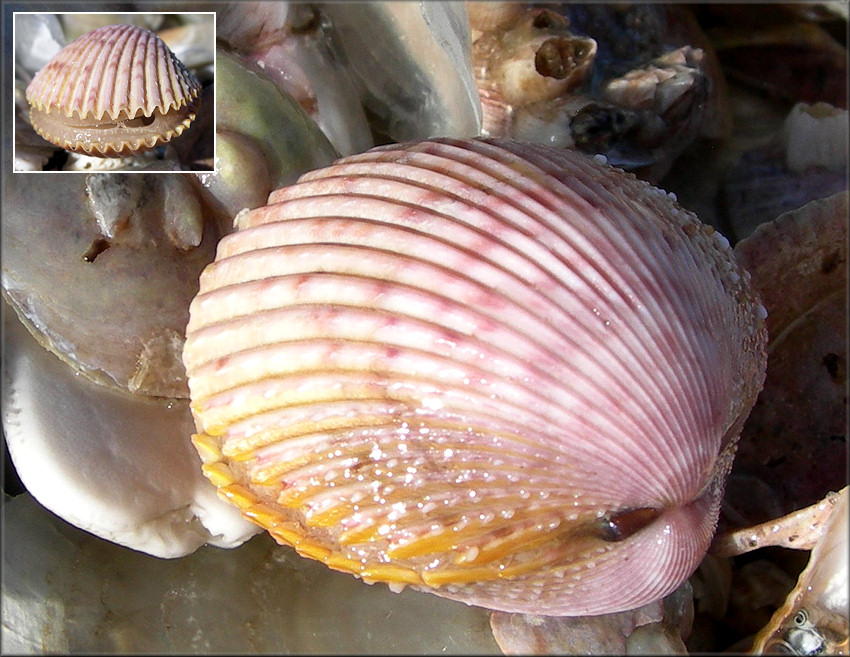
25,23,202,157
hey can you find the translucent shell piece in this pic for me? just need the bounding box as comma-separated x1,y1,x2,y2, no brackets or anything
183,138,768,616
25,23,202,157
752,487,849,655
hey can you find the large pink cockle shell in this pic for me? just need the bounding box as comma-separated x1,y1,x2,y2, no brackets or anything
183,138,767,615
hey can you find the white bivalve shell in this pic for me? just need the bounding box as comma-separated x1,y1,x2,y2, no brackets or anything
183,138,768,616
25,23,201,157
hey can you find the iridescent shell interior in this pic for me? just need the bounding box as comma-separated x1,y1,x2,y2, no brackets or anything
184,137,768,616
25,23,201,157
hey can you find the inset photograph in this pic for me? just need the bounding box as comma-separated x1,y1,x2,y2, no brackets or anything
14,12,214,172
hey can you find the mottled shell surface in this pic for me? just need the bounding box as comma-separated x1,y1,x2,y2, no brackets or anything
26,23,201,157
183,138,768,616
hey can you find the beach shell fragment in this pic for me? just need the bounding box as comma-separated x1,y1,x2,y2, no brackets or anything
25,23,202,157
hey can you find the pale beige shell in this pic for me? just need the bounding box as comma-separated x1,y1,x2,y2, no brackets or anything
25,23,202,157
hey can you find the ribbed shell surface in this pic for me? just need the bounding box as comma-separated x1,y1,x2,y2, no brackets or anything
183,138,768,615
26,23,201,121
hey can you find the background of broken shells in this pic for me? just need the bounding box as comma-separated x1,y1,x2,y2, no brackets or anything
2,1,847,654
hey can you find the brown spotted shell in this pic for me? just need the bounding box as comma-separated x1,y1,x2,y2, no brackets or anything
183,138,768,616
25,23,202,157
